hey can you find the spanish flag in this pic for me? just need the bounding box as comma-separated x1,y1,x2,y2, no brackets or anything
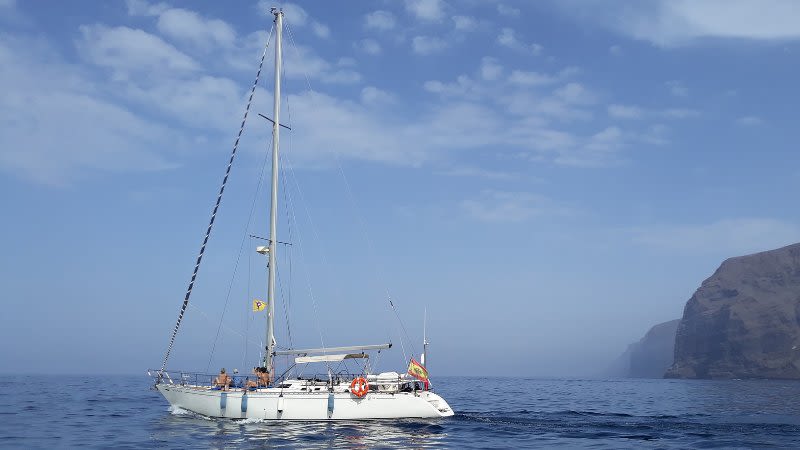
252,299,266,312
407,358,428,382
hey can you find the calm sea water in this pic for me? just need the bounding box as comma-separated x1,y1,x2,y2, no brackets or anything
2,375,799,448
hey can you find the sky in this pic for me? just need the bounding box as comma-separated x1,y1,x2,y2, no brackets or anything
2,0,800,377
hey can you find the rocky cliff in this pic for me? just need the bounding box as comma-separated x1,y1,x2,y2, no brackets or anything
609,319,679,378
665,243,800,379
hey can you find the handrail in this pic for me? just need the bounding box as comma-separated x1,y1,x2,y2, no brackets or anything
148,369,417,388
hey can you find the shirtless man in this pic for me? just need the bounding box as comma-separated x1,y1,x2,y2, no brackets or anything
259,367,272,386
214,368,230,391
246,367,261,389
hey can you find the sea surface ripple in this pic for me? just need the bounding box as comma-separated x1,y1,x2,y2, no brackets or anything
1,376,799,448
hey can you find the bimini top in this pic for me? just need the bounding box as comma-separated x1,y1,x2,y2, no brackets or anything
294,353,369,364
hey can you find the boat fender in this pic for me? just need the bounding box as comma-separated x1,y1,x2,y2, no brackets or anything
327,393,335,413
241,393,248,413
277,394,284,413
220,392,227,410
350,377,369,398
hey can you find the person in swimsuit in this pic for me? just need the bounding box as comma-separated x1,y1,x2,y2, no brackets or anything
214,368,230,391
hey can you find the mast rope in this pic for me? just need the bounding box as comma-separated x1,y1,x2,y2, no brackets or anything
159,25,274,375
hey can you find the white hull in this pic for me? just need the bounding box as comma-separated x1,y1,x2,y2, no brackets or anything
156,384,454,420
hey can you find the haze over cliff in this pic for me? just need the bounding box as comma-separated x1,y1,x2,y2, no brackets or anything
666,243,800,379
609,319,679,378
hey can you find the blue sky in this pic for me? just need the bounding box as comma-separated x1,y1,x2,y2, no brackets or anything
2,0,800,376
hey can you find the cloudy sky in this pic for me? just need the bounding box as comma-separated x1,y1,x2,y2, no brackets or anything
2,0,800,376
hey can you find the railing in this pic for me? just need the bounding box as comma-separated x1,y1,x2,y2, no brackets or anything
148,369,260,389
148,369,418,389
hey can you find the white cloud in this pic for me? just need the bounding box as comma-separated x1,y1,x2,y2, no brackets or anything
608,104,700,120
608,104,644,119
737,115,763,126
452,15,477,31
274,2,307,26
497,27,518,47
423,75,478,98
508,70,556,86
360,86,395,105
552,126,626,167
554,82,594,104
261,1,330,39
282,43,362,84
320,69,362,84
123,76,244,131
438,166,518,180
421,59,635,166
77,25,198,77
356,38,382,55
480,57,503,81
277,91,427,166
666,80,688,97
632,218,800,256
156,8,236,49
364,10,396,30
125,0,168,16
312,22,330,39
497,28,543,54
555,0,800,46
588,126,622,148
405,0,445,21
0,34,182,185
497,4,521,17
412,35,448,55
461,191,569,223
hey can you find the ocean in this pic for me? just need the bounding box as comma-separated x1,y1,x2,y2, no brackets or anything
2,375,799,448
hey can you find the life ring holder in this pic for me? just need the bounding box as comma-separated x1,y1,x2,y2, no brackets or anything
350,377,369,398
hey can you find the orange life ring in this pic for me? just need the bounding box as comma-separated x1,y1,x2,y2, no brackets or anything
350,377,369,397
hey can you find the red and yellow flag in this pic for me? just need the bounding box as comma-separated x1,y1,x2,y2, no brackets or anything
407,358,429,382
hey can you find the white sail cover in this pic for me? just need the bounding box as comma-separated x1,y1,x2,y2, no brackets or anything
294,353,369,364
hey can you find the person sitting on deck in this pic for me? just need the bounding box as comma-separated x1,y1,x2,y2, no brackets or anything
246,367,272,389
259,367,273,386
214,368,231,391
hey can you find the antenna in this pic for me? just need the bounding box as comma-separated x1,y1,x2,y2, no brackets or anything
421,307,428,366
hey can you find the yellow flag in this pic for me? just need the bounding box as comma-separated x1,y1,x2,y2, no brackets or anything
407,358,429,382
252,299,266,312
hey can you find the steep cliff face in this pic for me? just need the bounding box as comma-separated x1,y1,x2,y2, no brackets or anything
608,319,679,378
666,243,800,379
629,319,680,378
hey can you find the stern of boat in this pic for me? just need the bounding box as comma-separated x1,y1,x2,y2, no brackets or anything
421,390,454,417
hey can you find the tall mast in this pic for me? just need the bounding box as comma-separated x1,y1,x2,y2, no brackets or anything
264,7,283,379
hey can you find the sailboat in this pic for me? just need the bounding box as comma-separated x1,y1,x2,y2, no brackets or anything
149,8,454,420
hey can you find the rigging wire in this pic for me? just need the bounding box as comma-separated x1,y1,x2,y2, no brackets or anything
280,92,331,374
242,236,253,369
284,23,417,361
189,302,261,345
205,134,274,374
276,17,331,374
159,25,275,375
